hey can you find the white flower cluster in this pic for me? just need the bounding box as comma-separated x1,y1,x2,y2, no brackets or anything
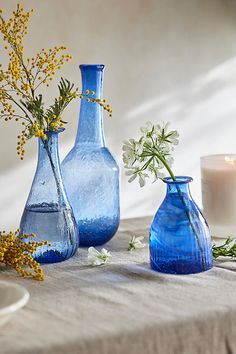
122,122,179,187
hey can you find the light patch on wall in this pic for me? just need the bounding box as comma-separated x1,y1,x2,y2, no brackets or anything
121,57,236,219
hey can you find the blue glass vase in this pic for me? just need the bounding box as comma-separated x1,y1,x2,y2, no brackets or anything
20,130,79,263
150,176,213,274
62,64,120,246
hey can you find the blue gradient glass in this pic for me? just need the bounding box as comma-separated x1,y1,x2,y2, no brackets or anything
20,130,79,263
62,64,120,246
150,176,213,274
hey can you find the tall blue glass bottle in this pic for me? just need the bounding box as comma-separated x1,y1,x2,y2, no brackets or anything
20,130,79,263
62,64,120,246
150,176,213,274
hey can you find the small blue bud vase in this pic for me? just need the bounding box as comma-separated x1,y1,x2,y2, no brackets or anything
62,64,120,246
150,176,213,274
20,130,79,263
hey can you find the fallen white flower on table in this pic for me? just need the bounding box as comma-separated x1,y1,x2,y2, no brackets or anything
128,236,146,251
88,247,111,266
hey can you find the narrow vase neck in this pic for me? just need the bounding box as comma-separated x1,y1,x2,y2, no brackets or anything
36,130,69,208
75,64,105,148
37,131,61,176
38,132,59,165
164,176,193,197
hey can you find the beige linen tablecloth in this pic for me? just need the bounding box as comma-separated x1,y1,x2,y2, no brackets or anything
0,216,236,354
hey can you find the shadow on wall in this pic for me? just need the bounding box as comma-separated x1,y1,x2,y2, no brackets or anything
2,57,236,228
121,57,236,218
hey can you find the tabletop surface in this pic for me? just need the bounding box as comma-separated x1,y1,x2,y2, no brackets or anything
0,216,236,354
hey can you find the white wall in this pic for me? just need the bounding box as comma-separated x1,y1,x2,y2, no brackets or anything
1,0,236,230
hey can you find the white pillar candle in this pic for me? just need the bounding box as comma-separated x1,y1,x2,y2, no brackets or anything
201,154,236,238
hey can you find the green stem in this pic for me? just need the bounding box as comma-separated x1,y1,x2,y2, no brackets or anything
154,153,176,181
143,143,176,181
41,138,62,207
5,93,32,123
41,137,73,244
140,156,154,172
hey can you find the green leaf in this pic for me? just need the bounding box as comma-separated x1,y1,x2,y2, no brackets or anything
45,77,78,124
20,94,44,121
212,236,236,259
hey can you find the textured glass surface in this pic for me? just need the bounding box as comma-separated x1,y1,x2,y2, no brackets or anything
20,131,79,263
62,64,120,246
150,176,213,274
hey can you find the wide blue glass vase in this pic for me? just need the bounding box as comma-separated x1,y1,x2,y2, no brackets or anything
150,176,213,274
62,64,120,246
20,130,79,263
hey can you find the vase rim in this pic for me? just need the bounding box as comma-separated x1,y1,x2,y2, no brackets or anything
79,64,105,71
44,128,65,136
163,176,193,184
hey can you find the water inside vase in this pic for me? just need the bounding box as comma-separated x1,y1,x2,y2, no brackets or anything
20,203,78,263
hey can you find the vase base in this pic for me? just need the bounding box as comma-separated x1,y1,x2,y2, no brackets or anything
78,217,119,247
33,244,78,264
150,258,213,275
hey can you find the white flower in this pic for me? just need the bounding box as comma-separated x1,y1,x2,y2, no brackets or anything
165,155,174,166
128,236,146,251
148,163,165,182
123,140,137,167
168,130,179,145
140,121,153,135
138,171,149,187
134,141,143,155
126,168,149,187
88,247,111,266
122,140,136,167
157,122,179,149
125,168,138,182
122,139,144,168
